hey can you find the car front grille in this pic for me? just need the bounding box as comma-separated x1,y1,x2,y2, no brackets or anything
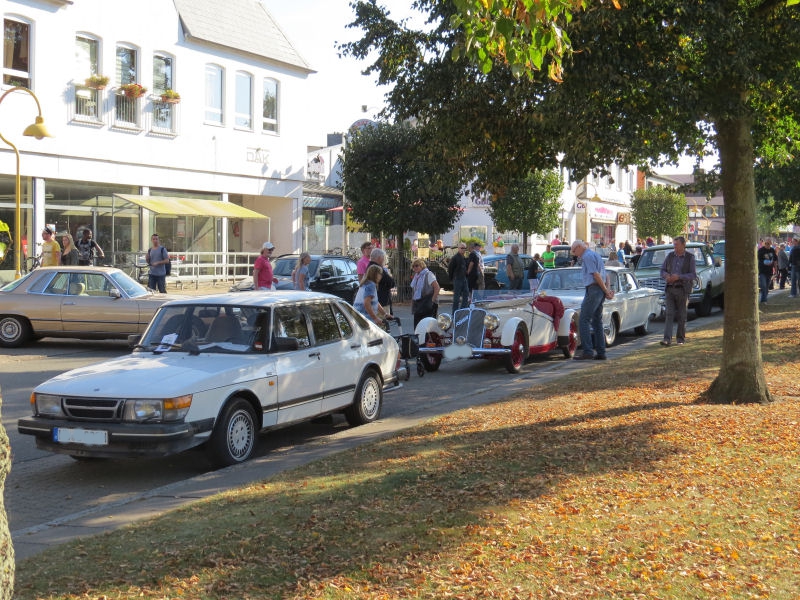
452,308,486,347
62,398,124,421
639,277,665,292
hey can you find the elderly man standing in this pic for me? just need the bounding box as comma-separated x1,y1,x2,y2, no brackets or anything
505,243,524,290
659,236,697,346
571,240,614,360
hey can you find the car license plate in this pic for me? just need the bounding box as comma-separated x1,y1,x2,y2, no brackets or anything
53,427,108,446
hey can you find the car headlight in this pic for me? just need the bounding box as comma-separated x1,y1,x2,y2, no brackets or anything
692,277,702,291
32,393,65,418
484,313,500,331
437,313,453,331
122,395,192,423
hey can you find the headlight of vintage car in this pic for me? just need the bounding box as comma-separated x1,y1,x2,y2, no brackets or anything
32,393,65,418
484,313,500,331
692,277,702,291
437,313,453,331
122,395,192,423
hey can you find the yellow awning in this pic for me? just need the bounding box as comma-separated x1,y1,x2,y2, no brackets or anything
113,194,268,219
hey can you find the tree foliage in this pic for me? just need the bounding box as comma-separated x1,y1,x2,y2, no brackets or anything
340,121,464,243
630,187,688,243
344,0,800,404
487,170,563,252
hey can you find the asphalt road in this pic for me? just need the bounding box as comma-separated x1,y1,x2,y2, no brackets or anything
2,300,723,561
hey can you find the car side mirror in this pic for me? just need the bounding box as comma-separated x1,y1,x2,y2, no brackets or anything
713,257,722,267
274,336,300,351
109,288,121,299
128,334,141,348
318,271,331,280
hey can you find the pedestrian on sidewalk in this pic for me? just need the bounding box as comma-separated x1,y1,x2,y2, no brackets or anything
660,236,696,345
570,240,613,361
448,242,469,312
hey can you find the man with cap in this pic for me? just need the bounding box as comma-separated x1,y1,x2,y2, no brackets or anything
40,226,61,267
253,242,278,290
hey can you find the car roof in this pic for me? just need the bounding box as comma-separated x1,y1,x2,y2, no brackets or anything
642,242,708,251
27,266,124,274
543,265,630,272
160,290,341,308
275,254,356,262
483,253,532,261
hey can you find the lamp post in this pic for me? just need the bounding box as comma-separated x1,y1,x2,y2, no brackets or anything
0,86,51,278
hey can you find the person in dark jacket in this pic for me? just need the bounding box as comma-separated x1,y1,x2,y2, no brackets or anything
448,243,469,312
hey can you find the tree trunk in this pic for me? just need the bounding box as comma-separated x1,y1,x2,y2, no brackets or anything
704,116,771,404
0,385,14,599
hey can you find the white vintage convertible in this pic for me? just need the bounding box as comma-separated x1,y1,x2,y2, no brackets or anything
413,292,578,374
537,266,662,346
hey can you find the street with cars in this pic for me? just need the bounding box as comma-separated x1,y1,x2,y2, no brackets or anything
0,285,726,560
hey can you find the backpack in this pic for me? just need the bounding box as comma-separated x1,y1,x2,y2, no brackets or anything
162,246,171,276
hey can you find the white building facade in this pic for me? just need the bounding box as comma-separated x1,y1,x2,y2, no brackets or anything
1,0,312,280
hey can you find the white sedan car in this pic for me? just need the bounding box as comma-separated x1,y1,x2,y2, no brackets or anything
18,292,404,466
537,267,661,346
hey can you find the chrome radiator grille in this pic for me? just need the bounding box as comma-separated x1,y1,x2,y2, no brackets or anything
638,277,665,292
452,308,486,346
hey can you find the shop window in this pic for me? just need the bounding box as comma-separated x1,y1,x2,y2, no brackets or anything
3,18,30,88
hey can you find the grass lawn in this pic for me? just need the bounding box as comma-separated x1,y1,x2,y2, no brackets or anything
15,295,800,599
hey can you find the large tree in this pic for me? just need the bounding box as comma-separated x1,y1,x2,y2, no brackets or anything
345,0,800,404
487,170,563,253
630,187,688,244
340,120,464,245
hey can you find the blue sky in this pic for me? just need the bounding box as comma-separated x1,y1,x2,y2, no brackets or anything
265,1,418,146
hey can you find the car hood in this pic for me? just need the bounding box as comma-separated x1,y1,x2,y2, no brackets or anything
35,352,268,398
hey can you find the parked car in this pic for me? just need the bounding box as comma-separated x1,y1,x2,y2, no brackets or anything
634,242,724,317
713,240,725,262
0,266,184,348
551,245,577,267
537,266,662,346
229,254,360,302
413,291,578,374
482,254,543,290
18,292,405,466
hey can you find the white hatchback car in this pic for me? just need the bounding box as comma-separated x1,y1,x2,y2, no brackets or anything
18,292,404,466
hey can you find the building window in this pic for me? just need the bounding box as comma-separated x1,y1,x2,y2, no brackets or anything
115,45,140,127
235,71,253,129
262,77,279,133
152,53,176,132
3,18,30,88
205,64,223,124
74,35,102,121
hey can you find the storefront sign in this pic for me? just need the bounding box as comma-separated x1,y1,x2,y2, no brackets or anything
575,202,586,213
589,204,616,221
246,147,270,164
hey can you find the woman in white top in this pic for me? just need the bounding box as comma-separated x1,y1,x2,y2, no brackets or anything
410,257,440,327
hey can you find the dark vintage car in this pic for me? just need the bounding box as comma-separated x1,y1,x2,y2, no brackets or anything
230,254,360,302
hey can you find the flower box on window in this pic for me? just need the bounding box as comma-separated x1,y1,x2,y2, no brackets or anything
118,83,147,99
160,89,180,104
84,74,109,90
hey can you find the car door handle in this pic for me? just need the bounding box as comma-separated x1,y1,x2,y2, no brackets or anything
350,344,360,349
308,351,321,359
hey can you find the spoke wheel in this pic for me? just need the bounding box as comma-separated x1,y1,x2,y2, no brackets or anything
505,324,529,373
603,317,618,347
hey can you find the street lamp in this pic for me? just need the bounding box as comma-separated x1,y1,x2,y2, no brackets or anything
0,86,51,278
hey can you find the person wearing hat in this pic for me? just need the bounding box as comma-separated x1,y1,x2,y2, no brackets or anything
466,240,485,301
40,227,61,267
253,242,278,290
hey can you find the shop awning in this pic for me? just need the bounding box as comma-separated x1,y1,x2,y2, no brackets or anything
113,194,268,219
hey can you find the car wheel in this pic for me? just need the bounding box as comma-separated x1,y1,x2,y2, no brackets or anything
0,315,32,348
345,369,383,426
603,317,618,347
561,317,578,358
207,397,257,467
634,315,652,336
505,323,529,373
694,290,713,317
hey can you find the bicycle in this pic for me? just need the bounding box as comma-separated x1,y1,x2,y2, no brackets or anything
24,254,41,273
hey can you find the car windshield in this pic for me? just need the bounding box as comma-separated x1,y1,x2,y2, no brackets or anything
273,258,319,278
713,241,725,256
539,270,585,290
139,304,270,354
109,271,150,297
638,247,705,269
0,271,33,292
